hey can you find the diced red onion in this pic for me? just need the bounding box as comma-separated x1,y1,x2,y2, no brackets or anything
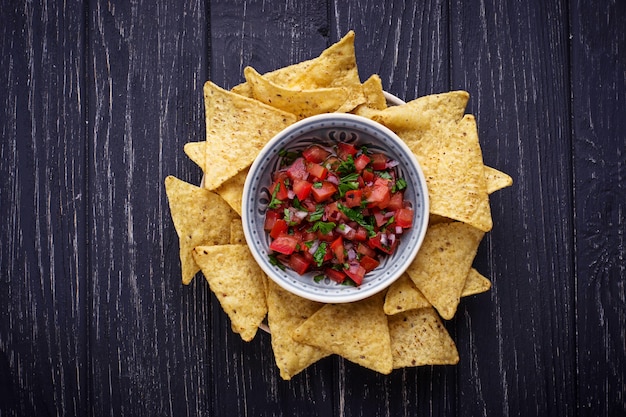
384,211,395,218
308,240,320,255
395,226,403,234
388,233,396,245
386,160,399,168
347,249,357,261
287,190,295,199
327,175,339,185
380,233,388,246
337,224,354,237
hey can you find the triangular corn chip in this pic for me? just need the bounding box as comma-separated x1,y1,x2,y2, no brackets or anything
293,292,392,374
461,268,492,296
215,168,248,216
183,141,205,172
267,281,330,380
244,66,349,119
192,245,268,341
202,81,296,190
405,222,484,320
484,165,513,194
164,176,238,284
389,307,459,368
384,273,431,315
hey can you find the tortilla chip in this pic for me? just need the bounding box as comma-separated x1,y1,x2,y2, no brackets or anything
405,222,484,320
202,81,296,190
231,58,318,98
192,245,268,341
164,176,239,284
266,281,330,380
229,219,246,244
388,307,459,368
183,141,206,172
384,273,431,315
293,292,392,374
352,74,388,118
288,31,365,112
484,165,513,194
215,168,248,216
461,268,492,297
244,66,350,119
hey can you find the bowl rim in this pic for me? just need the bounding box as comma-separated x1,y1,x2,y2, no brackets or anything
241,106,429,304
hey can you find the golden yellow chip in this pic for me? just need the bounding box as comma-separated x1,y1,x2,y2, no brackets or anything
244,66,350,119
214,168,247,216
183,141,205,172
383,273,431,315
202,81,296,190
462,268,492,296
229,218,245,244
388,307,459,368
484,165,513,194
164,176,239,284
231,58,317,98
266,281,330,380
288,31,365,112
292,292,392,374
405,222,484,320
192,244,268,341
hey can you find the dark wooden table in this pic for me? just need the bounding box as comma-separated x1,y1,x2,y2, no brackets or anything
1,0,624,416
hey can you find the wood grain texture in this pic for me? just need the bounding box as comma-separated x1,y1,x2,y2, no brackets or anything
0,1,89,415
449,1,578,416
87,0,212,415
1,0,625,416
570,2,626,416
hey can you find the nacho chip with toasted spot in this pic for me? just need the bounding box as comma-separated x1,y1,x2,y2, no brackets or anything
244,66,350,119
192,244,268,341
164,176,239,284
484,165,513,194
461,268,492,297
384,273,431,315
202,81,296,190
266,281,330,380
406,222,484,320
388,307,459,368
352,74,388,118
293,292,392,374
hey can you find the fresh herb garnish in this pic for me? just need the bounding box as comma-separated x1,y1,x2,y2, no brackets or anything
308,205,324,222
337,203,376,237
338,172,360,196
268,183,282,209
279,149,299,166
336,155,356,175
311,221,336,235
313,242,328,267
268,254,285,270
392,178,407,193
313,274,325,283
375,171,393,180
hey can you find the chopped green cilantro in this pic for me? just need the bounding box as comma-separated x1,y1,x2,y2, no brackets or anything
268,183,282,209
375,171,393,180
337,203,376,237
392,178,408,193
308,205,324,222
313,274,325,283
279,149,299,166
313,242,328,267
336,155,356,175
311,221,336,235
268,254,285,270
313,182,323,188
338,172,360,196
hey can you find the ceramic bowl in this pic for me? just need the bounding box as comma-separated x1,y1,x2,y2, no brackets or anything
242,111,429,303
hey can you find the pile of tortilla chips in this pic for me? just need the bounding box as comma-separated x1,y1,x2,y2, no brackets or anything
165,31,512,380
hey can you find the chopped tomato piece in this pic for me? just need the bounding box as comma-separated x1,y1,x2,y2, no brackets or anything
354,154,371,171
269,235,299,255
395,208,414,228
325,268,346,284
353,227,369,241
387,192,404,211
357,242,377,258
270,218,288,239
288,253,311,275
359,255,380,272
344,262,366,285
269,179,289,201
337,142,358,160
368,232,398,255
370,153,387,170
286,157,309,181
365,178,391,209
306,162,328,180
311,181,337,202
344,189,362,208
361,168,375,183
264,209,281,231
302,145,331,163
330,236,345,263
292,179,313,201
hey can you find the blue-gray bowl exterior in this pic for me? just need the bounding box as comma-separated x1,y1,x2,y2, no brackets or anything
243,113,429,303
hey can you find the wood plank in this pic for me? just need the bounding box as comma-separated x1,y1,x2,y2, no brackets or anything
86,1,213,415
0,0,89,415
570,2,626,416
449,0,577,415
